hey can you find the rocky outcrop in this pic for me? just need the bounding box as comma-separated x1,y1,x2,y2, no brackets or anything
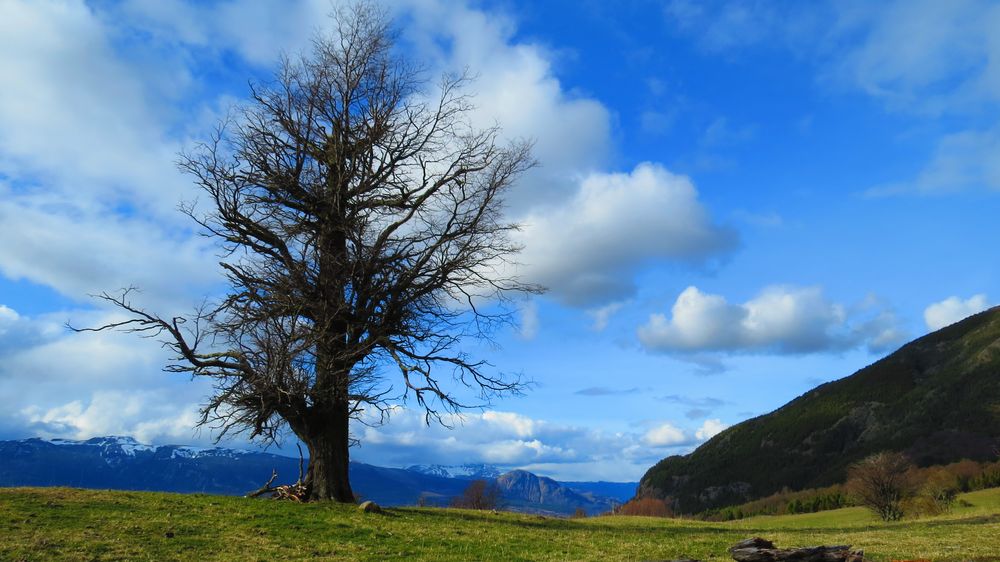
494,470,620,515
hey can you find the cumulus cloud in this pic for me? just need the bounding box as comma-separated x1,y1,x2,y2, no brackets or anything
347,407,720,481
0,304,66,355
638,285,905,354
0,0,734,476
398,0,612,211
0,195,219,309
516,164,737,307
0,305,218,446
18,391,203,445
0,1,197,213
642,423,688,447
924,294,991,331
0,1,225,313
0,0,627,309
113,0,330,66
695,418,728,440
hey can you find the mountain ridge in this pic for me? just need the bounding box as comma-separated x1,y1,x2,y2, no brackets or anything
0,436,631,515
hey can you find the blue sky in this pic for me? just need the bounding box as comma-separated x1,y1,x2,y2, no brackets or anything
0,0,997,482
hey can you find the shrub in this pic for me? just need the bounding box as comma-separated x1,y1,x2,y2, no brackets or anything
847,451,916,521
616,497,673,517
919,467,960,514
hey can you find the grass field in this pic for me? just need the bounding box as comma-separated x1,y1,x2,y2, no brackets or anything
2,487,999,561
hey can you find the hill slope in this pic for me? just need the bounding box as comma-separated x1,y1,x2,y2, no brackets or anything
639,306,1000,513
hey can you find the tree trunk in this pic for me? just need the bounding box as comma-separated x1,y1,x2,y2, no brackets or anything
303,400,354,502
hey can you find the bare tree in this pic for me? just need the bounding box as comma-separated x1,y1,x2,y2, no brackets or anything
847,451,916,521
75,3,538,503
450,479,501,510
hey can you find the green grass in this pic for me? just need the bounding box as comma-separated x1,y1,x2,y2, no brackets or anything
2,487,1000,561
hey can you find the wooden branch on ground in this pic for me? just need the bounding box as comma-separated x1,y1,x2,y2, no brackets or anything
246,469,279,498
246,468,309,502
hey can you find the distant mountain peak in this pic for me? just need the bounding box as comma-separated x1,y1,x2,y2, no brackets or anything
405,463,504,480
27,436,253,459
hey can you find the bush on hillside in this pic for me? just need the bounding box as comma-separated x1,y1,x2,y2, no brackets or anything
914,467,960,515
847,451,916,521
615,497,673,517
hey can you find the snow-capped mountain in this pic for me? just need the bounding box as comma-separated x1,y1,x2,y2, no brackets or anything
405,463,504,480
0,436,297,494
0,436,634,515
47,436,250,461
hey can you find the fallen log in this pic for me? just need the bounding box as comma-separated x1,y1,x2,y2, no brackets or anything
729,538,864,562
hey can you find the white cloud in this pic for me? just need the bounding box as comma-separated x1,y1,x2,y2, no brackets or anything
0,306,217,446
663,0,826,54
924,294,991,331
0,305,19,331
868,126,1000,195
701,116,755,146
115,0,331,66
0,0,192,213
516,163,737,307
481,411,537,439
0,0,621,310
695,418,728,440
346,407,710,481
642,423,688,447
829,0,1000,113
664,0,1000,113
638,285,905,354
0,194,218,309
518,300,540,340
18,391,203,445
664,1,1000,195
0,1,734,478
0,1,224,312
589,302,626,331
399,0,612,211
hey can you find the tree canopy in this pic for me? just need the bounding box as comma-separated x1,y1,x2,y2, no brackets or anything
78,2,538,502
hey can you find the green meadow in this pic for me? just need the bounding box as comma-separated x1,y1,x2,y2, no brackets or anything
2,487,998,561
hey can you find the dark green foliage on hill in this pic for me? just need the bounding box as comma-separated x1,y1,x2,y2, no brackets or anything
700,485,852,521
639,306,1000,513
